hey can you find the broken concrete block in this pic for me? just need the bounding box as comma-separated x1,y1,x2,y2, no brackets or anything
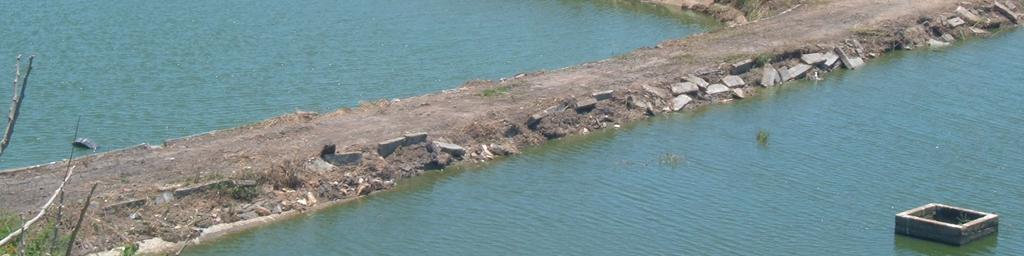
575,97,598,111
956,6,983,24
823,52,840,68
706,84,730,95
995,2,1020,24
377,137,406,158
434,142,466,157
592,90,614,101
323,152,362,166
760,66,781,87
643,85,671,99
671,95,692,111
800,53,827,65
730,59,755,75
947,17,966,27
732,89,746,99
686,75,710,89
846,57,865,69
928,38,951,47
970,27,990,34
783,64,812,81
835,47,859,70
403,132,428,146
722,75,745,88
670,82,699,95
941,33,956,42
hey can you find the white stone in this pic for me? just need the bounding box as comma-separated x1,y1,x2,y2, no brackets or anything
670,82,699,95
686,75,709,88
732,89,746,99
947,17,966,27
783,64,812,81
760,66,781,87
800,53,827,65
671,95,693,111
706,84,730,95
722,75,745,88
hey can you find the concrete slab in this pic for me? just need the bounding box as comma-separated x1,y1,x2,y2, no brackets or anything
801,53,827,65
783,64,812,81
403,132,428,146
686,75,710,89
706,84,730,95
760,66,781,87
643,85,671,99
846,57,865,69
377,137,406,158
671,95,692,111
434,142,466,157
575,97,598,111
823,52,840,68
592,90,614,101
956,6,983,24
947,17,966,27
730,59,755,75
670,82,700,95
896,203,999,246
722,75,745,88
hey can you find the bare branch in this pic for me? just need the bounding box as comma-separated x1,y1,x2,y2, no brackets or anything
65,183,98,256
0,55,32,158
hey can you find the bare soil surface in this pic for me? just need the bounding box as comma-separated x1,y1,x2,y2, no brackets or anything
1,0,1018,254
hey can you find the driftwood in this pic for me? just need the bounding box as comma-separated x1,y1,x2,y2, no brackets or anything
0,55,32,158
64,183,98,256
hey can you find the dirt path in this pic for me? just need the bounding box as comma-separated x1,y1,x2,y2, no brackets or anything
1,0,1018,254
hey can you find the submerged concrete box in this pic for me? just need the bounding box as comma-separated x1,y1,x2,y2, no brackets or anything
895,203,998,245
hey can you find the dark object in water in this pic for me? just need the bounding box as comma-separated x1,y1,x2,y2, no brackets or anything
73,138,98,151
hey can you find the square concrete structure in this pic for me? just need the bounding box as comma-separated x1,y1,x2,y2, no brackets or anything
895,203,999,246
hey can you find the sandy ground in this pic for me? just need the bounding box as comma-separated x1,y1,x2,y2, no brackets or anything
1,0,1018,254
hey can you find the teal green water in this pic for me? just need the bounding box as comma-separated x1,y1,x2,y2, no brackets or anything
186,31,1024,255
0,0,714,168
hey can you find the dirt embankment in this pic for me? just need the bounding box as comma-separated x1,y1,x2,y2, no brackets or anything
1,0,1021,254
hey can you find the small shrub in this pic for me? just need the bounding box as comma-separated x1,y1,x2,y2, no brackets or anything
268,161,303,190
480,86,511,97
122,243,139,256
659,153,684,168
757,129,770,146
755,53,773,66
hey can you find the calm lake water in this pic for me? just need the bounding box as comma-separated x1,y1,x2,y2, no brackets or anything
0,0,714,168
185,30,1024,255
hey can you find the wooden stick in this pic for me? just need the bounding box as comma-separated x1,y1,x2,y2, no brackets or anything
0,55,32,158
64,183,97,256
17,216,25,256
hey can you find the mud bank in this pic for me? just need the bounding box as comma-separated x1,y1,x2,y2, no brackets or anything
1,0,1021,255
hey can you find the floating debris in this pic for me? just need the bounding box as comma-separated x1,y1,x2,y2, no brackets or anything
73,138,98,151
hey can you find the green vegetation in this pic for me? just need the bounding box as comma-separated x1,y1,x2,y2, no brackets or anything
229,186,260,202
121,242,139,256
1,213,70,256
757,129,770,146
659,153,684,168
480,86,511,97
755,53,773,66
736,0,765,20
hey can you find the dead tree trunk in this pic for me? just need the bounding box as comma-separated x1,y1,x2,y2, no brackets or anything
0,55,32,158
